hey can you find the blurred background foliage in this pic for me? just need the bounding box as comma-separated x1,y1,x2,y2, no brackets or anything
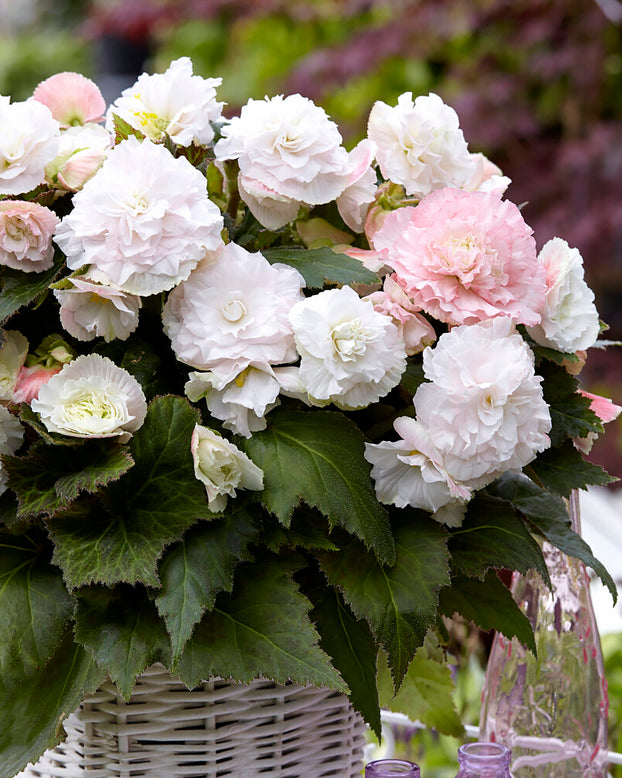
1,0,621,772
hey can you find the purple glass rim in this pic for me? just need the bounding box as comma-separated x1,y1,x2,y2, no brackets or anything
365,759,421,776
458,741,512,764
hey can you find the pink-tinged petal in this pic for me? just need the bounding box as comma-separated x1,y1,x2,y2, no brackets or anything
13,364,62,404
33,72,106,127
580,391,622,424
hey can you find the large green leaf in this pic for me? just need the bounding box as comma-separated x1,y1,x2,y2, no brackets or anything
47,396,215,588
529,441,617,496
243,408,394,565
4,440,134,520
439,571,535,653
74,585,171,699
539,361,602,446
487,473,617,600
175,557,345,692
0,629,105,778
318,512,449,688
377,645,464,738
156,506,260,660
0,250,65,325
0,534,73,682
308,583,381,739
263,246,378,288
448,495,550,585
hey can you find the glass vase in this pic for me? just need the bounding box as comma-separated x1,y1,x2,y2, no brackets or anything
365,759,421,776
479,490,608,777
455,742,512,778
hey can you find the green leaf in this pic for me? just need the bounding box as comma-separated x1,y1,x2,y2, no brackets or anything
448,494,550,585
243,408,395,565
318,512,449,688
0,250,65,325
111,112,146,144
175,557,345,692
74,585,171,699
539,361,602,446
487,473,617,600
308,584,382,739
4,441,134,520
0,491,19,528
0,630,105,778
439,571,535,653
262,246,378,288
377,646,464,738
0,534,74,682
529,441,617,496
400,360,426,395
48,396,214,588
156,506,260,660
262,508,340,553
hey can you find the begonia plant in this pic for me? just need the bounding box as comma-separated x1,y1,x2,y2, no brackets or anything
0,56,618,777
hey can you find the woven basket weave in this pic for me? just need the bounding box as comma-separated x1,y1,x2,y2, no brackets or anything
17,664,367,777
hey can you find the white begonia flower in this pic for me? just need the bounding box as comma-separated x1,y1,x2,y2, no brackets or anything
415,317,551,490
215,93,353,229
0,200,59,272
31,354,147,440
46,123,111,192
526,237,600,354
364,417,471,526
289,285,407,410
191,424,263,511
163,241,305,371
106,57,223,147
0,96,60,195
367,92,476,199
54,277,141,343
0,405,24,494
185,361,283,438
54,137,224,296
0,330,28,401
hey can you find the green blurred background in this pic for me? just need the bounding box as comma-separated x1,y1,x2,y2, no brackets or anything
2,1,622,774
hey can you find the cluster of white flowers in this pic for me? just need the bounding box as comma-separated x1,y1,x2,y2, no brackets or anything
365,318,552,523
0,57,609,521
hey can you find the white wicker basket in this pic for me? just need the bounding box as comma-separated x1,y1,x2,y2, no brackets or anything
16,664,367,777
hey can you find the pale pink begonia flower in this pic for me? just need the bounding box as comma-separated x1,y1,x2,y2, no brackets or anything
163,241,305,371
0,330,28,401
0,200,59,272
31,354,147,440
367,92,476,199
185,361,284,438
13,364,62,404
288,285,407,411
372,188,545,327
33,72,106,127
54,136,224,296
54,276,141,342
365,276,436,355
0,96,60,195
574,390,622,455
465,152,511,197
526,237,600,354
364,417,471,526
46,123,111,192
106,57,223,147
0,405,24,494
336,139,378,233
191,424,263,512
215,93,353,229
415,317,551,490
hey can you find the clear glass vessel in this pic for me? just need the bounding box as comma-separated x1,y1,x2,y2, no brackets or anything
455,742,512,778
365,758,421,776
480,491,608,777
